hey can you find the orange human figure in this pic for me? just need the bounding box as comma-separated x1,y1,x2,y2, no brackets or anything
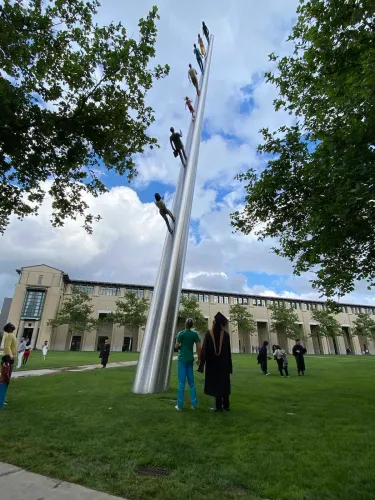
198,34,206,57
185,97,195,121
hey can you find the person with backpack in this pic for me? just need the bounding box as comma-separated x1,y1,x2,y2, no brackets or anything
273,345,289,377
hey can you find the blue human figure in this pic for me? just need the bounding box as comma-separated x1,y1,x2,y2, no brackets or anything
193,44,204,73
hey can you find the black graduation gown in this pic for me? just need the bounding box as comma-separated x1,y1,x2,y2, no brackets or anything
100,346,110,366
201,330,232,397
292,344,306,372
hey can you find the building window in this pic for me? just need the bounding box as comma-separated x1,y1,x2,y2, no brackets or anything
37,275,43,285
224,296,229,304
237,297,242,304
126,289,144,298
100,287,119,296
213,296,219,303
204,295,209,303
253,299,257,306
198,294,204,302
217,296,223,304
149,291,153,301
243,298,248,305
257,299,263,307
233,297,238,305
74,285,94,295
21,290,46,319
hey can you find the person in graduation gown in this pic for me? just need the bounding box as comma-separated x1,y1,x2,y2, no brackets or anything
199,312,232,412
292,339,306,375
100,340,110,368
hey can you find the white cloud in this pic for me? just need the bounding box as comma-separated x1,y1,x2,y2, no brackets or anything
1,0,373,311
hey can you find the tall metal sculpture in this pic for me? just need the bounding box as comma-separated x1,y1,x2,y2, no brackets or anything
133,36,214,394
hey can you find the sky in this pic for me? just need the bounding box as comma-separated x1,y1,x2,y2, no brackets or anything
1,0,374,307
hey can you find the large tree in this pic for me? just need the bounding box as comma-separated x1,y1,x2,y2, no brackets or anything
231,0,375,298
268,302,301,341
110,292,149,330
311,309,342,354
0,1,169,233
178,296,208,334
229,303,257,335
352,312,375,342
48,288,99,334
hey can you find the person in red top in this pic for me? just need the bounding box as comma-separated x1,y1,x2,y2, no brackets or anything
0,355,11,409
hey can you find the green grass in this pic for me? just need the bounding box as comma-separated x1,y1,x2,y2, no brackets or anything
15,350,139,371
1,355,375,500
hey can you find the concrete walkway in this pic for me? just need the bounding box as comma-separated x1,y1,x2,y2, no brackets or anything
12,360,138,379
0,462,126,499
12,356,179,379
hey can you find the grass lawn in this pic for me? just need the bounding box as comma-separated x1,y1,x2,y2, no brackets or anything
14,350,139,371
1,355,374,500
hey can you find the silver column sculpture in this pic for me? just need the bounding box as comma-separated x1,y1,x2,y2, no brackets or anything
133,36,214,394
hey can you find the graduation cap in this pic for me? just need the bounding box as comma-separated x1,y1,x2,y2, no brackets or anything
214,312,227,327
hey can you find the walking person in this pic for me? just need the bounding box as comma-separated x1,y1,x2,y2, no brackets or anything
154,193,175,235
0,355,11,409
17,337,27,369
292,339,306,376
175,318,201,411
273,345,289,377
257,340,270,375
185,96,195,121
193,44,204,73
198,34,206,57
42,341,49,361
23,340,31,365
3,323,17,378
188,64,200,97
202,21,210,44
99,340,110,368
199,312,232,412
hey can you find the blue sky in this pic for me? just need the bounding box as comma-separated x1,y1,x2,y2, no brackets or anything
1,0,374,308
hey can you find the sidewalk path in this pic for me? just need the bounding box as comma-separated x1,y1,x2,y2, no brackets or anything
0,462,126,499
12,356,179,379
12,360,138,379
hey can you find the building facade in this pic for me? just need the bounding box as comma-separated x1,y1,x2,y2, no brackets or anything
3,264,375,355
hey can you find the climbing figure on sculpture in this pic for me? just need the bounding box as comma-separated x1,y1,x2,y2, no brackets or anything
170,127,187,166
198,34,206,57
202,21,210,44
155,193,175,235
185,97,195,121
193,44,204,73
188,64,200,97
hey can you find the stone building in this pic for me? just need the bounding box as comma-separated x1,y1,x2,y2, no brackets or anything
3,264,374,355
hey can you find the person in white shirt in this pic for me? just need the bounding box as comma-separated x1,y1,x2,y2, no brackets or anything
273,345,289,377
17,337,27,369
154,193,175,235
42,341,49,361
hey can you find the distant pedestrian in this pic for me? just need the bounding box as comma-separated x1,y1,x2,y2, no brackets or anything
42,341,49,361
273,345,289,377
23,340,31,365
175,318,201,410
257,341,270,375
292,339,306,376
17,337,27,369
100,340,110,368
0,355,11,409
3,323,17,378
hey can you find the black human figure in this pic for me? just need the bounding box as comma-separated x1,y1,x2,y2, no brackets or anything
193,44,204,73
292,339,306,375
170,127,187,166
202,21,210,44
257,340,270,375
